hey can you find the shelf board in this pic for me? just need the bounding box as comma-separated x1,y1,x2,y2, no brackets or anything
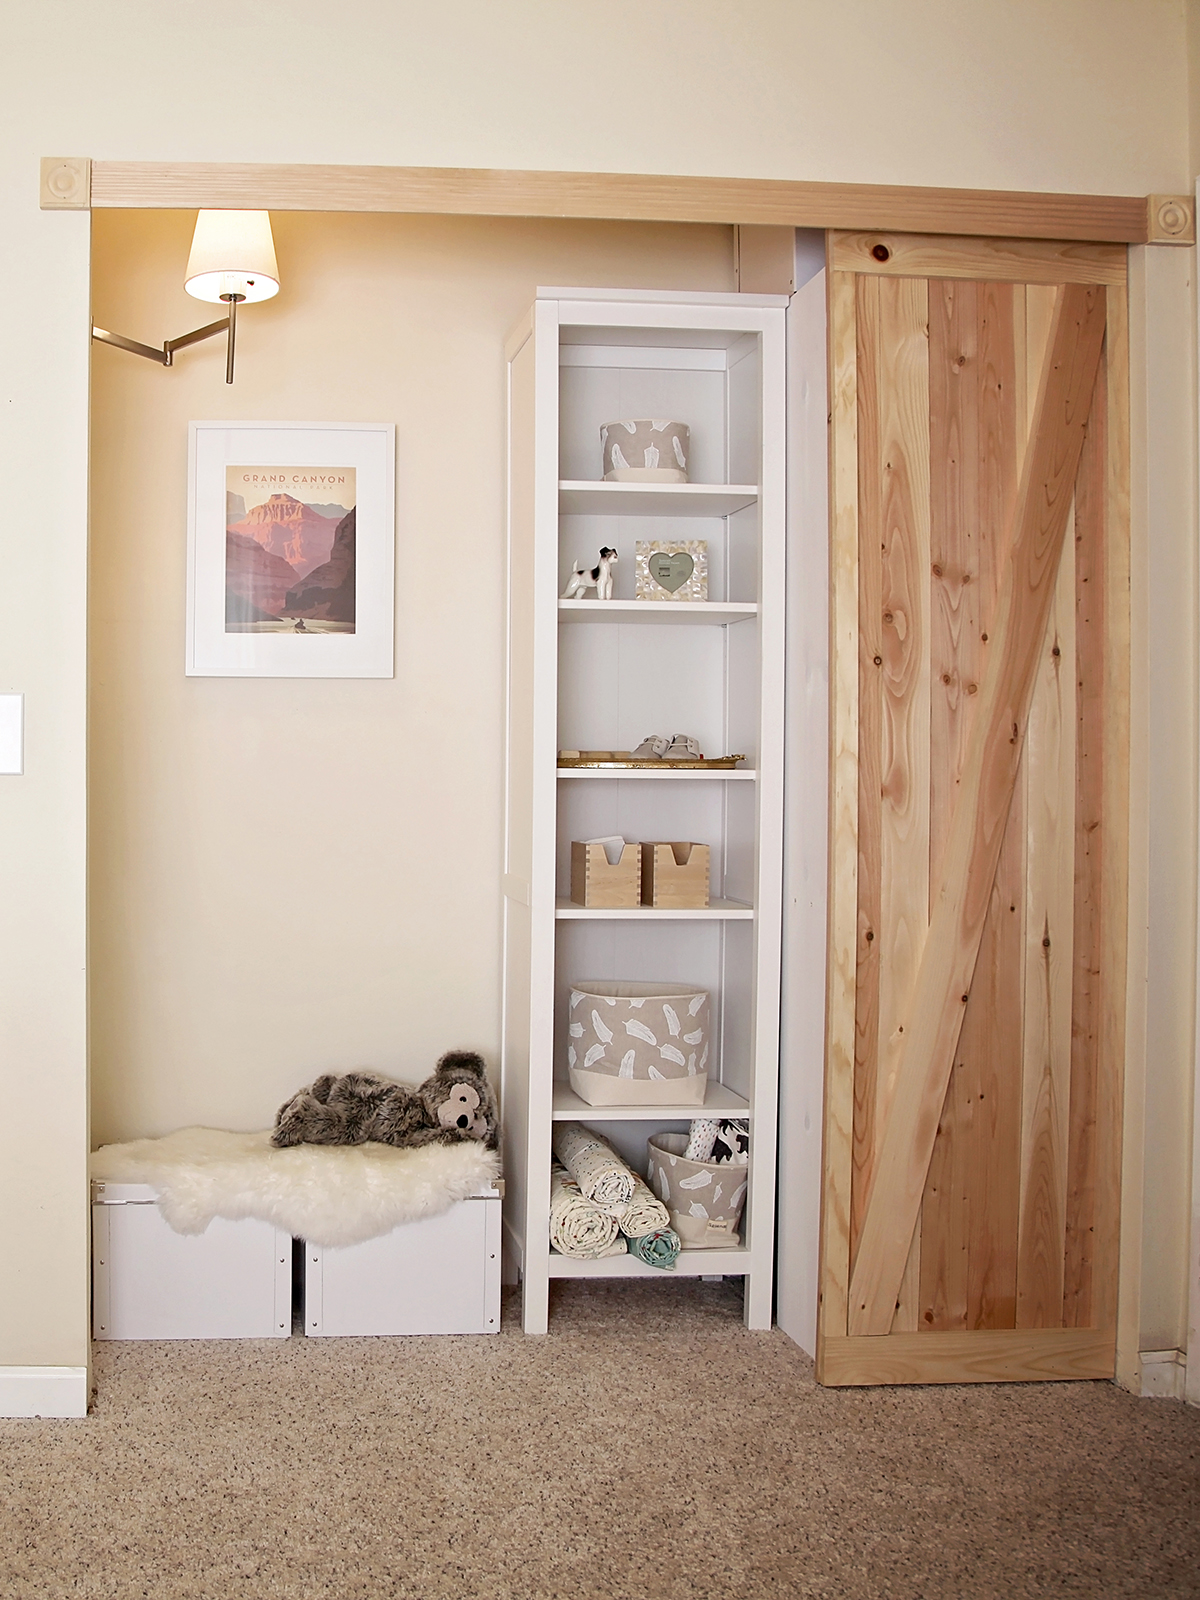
555,897,753,920
559,481,758,517
552,1081,750,1121
548,1248,750,1278
558,767,757,781
558,600,757,626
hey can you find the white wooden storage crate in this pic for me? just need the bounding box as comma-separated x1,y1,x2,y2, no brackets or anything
92,1181,291,1340
304,1190,502,1337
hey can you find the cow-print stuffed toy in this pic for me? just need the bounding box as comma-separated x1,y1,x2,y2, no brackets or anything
271,1051,499,1150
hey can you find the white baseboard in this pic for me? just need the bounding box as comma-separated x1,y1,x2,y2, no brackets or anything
0,1366,89,1418
1139,1348,1186,1400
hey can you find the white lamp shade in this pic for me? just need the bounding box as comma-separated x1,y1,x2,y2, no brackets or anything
185,210,280,304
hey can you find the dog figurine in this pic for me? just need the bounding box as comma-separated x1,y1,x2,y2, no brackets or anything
271,1051,499,1150
562,547,617,601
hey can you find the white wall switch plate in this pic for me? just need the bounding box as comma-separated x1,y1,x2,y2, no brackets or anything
0,695,24,775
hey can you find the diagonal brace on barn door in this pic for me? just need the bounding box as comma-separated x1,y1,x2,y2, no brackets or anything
847,282,1108,1337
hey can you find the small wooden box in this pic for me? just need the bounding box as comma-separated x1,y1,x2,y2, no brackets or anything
640,841,711,908
570,840,640,907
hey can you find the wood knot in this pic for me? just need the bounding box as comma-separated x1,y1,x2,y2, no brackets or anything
967,683,978,695
871,243,891,262
1052,645,1061,657
1043,936,1051,948
873,655,882,667
942,673,951,686
883,611,894,624
865,930,874,942
932,564,944,578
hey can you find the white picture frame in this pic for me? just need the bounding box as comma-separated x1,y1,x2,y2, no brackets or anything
187,421,395,677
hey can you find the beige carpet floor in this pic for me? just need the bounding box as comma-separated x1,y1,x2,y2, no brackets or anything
1,1279,1198,1599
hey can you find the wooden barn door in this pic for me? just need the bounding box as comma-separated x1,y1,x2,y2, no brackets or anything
818,234,1130,1386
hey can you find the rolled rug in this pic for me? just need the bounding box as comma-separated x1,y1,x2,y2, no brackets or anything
548,1163,627,1259
626,1228,681,1270
617,1171,671,1239
552,1123,635,1211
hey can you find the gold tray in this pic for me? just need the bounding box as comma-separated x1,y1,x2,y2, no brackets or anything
557,751,746,770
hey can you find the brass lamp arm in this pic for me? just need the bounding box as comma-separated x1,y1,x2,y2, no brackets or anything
91,294,243,382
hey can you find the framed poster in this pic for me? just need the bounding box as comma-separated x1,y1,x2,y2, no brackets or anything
187,421,395,677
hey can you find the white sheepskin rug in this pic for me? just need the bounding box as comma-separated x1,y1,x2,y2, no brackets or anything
90,1128,501,1248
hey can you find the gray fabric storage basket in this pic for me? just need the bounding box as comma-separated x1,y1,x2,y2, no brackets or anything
646,1132,748,1249
601,419,689,483
567,980,709,1105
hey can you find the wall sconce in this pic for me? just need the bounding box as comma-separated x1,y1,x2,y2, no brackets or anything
92,210,279,384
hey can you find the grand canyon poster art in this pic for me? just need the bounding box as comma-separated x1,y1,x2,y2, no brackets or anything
225,467,356,633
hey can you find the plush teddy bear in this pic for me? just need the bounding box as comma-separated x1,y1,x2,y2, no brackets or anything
271,1051,499,1150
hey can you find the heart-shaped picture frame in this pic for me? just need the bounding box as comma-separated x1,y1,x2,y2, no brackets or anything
648,550,695,592
635,539,708,603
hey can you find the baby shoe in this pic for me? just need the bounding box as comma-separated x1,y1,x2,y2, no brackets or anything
631,734,671,759
663,733,703,760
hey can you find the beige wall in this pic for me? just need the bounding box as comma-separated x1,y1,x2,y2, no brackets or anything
15,0,1193,194
2,0,1197,1375
88,210,733,1143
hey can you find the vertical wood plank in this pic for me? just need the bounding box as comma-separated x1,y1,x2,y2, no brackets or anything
1011,288,1068,1312
892,1231,923,1333
921,282,1022,1333
818,267,861,1354
928,279,982,892
1016,283,1077,1330
963,281,1024,1331
962,817,1025,1328
1092,288,1130,1338
1023,288,1059,423
1062,334,1108,1327
868,277,931,1333
921,278,980,1331
1016,525,1077,1326
875,276,933,1127
852,276,883,1261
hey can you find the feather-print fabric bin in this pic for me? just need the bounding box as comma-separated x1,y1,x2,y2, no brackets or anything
647,1133,748,1248
601,419,689,483
566,980,709,1105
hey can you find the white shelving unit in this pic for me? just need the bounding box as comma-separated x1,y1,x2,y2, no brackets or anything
504,287,787,1333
